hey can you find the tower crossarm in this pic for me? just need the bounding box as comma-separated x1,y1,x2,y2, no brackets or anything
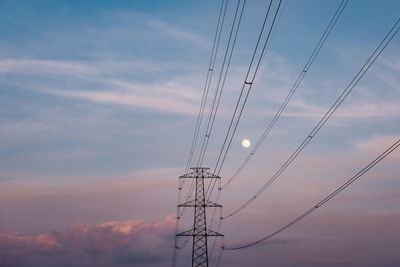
177,228,224,237
178,199,222,208
179,167,221,180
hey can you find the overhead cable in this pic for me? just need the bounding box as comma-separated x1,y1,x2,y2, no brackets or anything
184,0,228,174
224,17,400,219
178,0,229,218
214,0,282,177
180,0,244,218
222,0,349,189
206,0,283,204
173,2,227,266
224,138,400,250
209,1,348,253
197,0,246,168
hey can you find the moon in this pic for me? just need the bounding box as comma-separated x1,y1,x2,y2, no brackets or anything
241,139,251,148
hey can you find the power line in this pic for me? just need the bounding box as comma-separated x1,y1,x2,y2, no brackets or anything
208,2,290,253
223,138,400,250
197,0,246,168
214,0,282,177
204,2,284,262
223,17,400,219
184,0,228,174
208,4,285,263
208,2,347,255
207,3,286,259
205,0,283,205
173,2,227,265
180,0,242,219
174,1,245,264
222,0,349,189
178,0,229,218
204,7,284,249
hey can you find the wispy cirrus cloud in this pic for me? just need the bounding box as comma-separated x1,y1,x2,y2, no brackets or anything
0,58,202,115
381,56,400,72
148,20,210,47
44,86,199,115
0,59,99,76
282,98,400,119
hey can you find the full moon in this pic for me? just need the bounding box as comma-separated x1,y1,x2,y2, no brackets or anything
241,139,251,148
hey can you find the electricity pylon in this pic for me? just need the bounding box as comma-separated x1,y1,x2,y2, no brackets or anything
176,167,223,267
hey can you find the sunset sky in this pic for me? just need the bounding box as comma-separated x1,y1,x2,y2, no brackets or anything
1,0,399,266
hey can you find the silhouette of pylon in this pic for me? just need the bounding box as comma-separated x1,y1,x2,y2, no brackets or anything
176,167,223,267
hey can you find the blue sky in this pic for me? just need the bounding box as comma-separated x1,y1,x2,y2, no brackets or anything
0,0,399,266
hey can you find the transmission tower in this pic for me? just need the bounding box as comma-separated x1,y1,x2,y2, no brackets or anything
176,167,224,267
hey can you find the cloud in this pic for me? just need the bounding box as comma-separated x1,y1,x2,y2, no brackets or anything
0,58,203,115
381,56,400,72
0,59,98,77
148,20,210,47
273,96,400,119
47,73,202,114
0,215,176,267
44,86,198,115
0,58,194,78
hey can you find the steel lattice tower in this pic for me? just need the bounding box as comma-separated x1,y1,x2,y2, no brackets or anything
176,167,223,267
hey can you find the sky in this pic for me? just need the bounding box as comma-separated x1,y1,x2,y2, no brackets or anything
0,0,399,266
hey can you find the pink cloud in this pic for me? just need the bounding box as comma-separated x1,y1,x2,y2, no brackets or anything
0,215,176,267
47,88,198,115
